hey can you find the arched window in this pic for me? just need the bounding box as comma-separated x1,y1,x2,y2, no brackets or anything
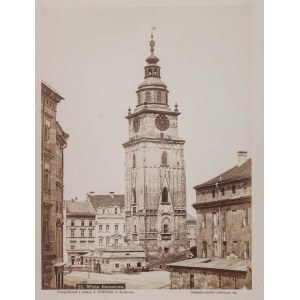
166,93,168,104
148,69,152,76
154,68,157,75
157,91,161,102
162,217,170,232
162,187,169,203
132,189,136,204
71,256,75,265
134,225,137,233
146,91,150,102
161,152,168,165
138,93,141,104
133,154,136,168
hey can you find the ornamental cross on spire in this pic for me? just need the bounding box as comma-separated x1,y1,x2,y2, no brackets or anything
150,27,156,53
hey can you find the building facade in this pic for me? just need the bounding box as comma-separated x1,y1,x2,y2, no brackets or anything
65,200,96,267
87,192,126,248
82,246,147,274
123,34,187,269
187,214,197,249
193,152,251,260
41,82,69,289
167,151,252,289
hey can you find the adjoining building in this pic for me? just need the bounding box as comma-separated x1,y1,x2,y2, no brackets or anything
65,200,96,267
82,246,147,274
41,82,69,289
87,192,126,247
123,33,187,269
167,152,252,289
167,258,251,289
193,152,251,261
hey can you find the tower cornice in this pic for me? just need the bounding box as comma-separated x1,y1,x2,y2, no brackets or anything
126,108,181,119
123,136,185,148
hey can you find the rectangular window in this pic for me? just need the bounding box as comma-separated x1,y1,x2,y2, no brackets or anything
133,207,136,214
71,230,75,237
123,225,126,232
71,245,75,250
190,274,194,289
99,225,102,232
106,225,109,233
213,212,219,227
212,189,216,198
201,214,206,228
115,239,118,246
115,225,119,233
243,209,249,226
115,263,119,268
99,238,103,246
80,229,84,237
218,274,222,288
115,208,118,214
103,209,105,214
223,241,227,258
221,187,225,196
106,238,110,246
232,185,236,194
89,220,92,226
233,277,237,289
137,262,141,267
202,241,207,258
81,220,84,226
127,263,130,268
89,230,93,237
213,241,218,257
163,224,168,233
71,220,74,226
44,119,51,141
244,241,250,259
233,241,238,255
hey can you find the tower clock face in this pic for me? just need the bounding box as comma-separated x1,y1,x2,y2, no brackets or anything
155,114,170,131
133,117,140,133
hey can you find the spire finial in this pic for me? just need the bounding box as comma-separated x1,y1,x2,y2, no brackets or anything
150,27,156,53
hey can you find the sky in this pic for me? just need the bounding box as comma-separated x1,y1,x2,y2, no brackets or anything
40,1,252,216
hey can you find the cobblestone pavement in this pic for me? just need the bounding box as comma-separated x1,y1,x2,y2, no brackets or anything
64,271,171,289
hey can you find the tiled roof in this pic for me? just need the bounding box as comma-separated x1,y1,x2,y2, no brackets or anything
88,194,125,210
66,200,95,215
167,258,251,272
194,159,251,189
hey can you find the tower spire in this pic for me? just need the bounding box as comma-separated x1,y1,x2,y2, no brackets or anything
150,27,156,54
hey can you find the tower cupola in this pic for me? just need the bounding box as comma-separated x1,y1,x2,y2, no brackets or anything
136,32,169,106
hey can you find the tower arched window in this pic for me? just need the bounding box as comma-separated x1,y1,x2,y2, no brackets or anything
133,154,136,168
162,187,169,203
146,91,150,102
154,68,157,75
161,152,168,166
166,93,168,104
157,91,161,102
148,69,152,76
132,189,136,204
138,93,141,104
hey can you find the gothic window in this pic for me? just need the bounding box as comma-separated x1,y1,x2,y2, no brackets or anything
146,91,150,102
132,189,136,204
133,154,136,168
157,91,161,102
161,152,168,165
162,187,169,203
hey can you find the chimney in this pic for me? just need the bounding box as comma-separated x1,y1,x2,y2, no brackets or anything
237,151,247,166
109,192,115,198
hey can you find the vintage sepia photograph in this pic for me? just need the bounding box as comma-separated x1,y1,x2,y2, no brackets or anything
37,0,263,296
